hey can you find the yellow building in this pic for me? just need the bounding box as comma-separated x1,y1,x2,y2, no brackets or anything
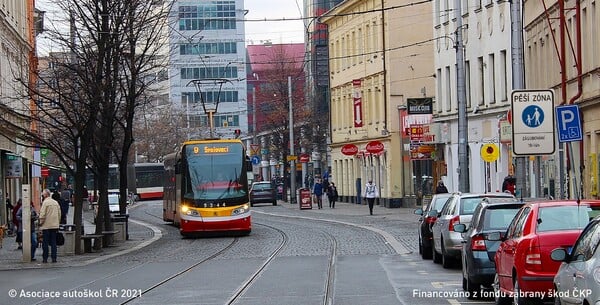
321,0,434,206
523,0,600,198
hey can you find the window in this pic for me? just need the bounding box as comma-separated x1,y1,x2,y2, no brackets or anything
178,2,237,31
489,53,496,104
478,56,484,105
499,50,507,101
465,60,471,108
569,221,600,261
179,42,237,55
181,91,238,104
445,66,451,111
436,68,443,112
180,67,237,79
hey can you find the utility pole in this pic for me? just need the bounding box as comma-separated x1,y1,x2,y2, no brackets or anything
288,76,296,204
511,0,527,198
252,87,257,144
455,0,470,192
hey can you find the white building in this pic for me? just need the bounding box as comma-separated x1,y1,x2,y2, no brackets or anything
168,0,247,139
433,0,515,193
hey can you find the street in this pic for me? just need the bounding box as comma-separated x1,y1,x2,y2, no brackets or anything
1,200,508,305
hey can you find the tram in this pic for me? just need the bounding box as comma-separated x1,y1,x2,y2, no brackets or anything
163,139,251,236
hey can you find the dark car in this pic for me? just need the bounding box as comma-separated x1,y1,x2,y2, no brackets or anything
414,193,453,259
453,199,525,298
250,182,277,206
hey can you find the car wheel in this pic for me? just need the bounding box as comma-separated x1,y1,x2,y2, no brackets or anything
464,275,480,299
418,236,423,255
513,277,537,305
272,201,277,206
441,241,452,269
432,239,442,264
494,273,511,305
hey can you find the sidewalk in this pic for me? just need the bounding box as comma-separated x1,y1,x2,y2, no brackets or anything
0,204,159,271
275,196,419,222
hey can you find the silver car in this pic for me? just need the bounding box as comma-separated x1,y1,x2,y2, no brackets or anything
551,215,600,305
430,192,516,268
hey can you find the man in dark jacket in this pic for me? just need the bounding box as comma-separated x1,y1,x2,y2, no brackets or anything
435,180,449,194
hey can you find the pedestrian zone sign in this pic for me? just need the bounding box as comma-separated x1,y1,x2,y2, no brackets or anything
511,90,555,155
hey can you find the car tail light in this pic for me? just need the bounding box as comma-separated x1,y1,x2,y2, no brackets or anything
425,216,437,224
448,215,460,231
471,234,486,251
524,247,542,271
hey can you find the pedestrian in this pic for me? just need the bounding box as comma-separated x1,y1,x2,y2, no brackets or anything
365,180,379,215
60,184,71,223
435,180,449,194
502,175,516,195
312,178,324,209
12,199,22,249
6,195,13,222
16,201,38,261
327,182,339,208
39,189,61,263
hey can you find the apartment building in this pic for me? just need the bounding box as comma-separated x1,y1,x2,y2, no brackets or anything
322,0,434,206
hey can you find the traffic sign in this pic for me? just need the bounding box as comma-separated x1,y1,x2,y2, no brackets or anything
555,105,582,142
480,143,499,162
251,156,260,165
250,144,260,156
511,90,555,155
286,155,297,162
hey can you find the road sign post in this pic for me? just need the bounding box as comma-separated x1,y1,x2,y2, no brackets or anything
511,90,555,155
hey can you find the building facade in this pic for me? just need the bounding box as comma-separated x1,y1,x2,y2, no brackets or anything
523,0,600,199
322,0,434,206
433,0,515,193
168,0,247,140
0,0,38,224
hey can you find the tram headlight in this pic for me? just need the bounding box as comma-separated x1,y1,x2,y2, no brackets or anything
231,204,250,216
181,205,200,217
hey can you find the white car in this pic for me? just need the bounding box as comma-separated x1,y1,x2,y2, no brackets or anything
551,215,600,305
93,194,128,223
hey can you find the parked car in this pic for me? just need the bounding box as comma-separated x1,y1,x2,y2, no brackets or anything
249,181,277,206
93,194,128,223
491,200,600,305
453,199,525,297
551,215,600,305
414,193,453,259
430,192,517,268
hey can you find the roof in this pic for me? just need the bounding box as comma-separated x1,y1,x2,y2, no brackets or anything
247,43,305,74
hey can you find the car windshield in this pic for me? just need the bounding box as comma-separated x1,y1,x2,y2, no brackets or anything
430,196,450,211
537,205,598,232
460,196,515,215
252,183,272,191
483,208,521,230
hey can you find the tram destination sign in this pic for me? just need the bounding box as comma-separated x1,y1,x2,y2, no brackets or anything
511,89,555,155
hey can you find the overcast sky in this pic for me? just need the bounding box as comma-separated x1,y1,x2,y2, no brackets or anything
35,0,306,55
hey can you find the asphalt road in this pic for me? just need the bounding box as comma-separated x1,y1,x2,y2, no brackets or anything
0,200,513,305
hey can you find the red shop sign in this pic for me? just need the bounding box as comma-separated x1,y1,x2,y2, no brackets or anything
341,144,358,156
299,153,310,163
365,141,384,154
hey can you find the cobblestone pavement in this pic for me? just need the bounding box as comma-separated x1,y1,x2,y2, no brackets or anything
0,198,421,270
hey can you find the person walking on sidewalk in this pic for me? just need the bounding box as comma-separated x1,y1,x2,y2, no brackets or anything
327,182,339,208
365,180,379,215
39,189,61,263
312,178,324,209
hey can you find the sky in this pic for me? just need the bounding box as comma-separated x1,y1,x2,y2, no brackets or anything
35,0,306,54
244,0,306,45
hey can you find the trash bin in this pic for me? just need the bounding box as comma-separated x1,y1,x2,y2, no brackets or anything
58,225,76,255
110,214,129,241
297,188,312,210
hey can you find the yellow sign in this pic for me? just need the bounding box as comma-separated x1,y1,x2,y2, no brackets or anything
287,155,297,161
480,143,499,162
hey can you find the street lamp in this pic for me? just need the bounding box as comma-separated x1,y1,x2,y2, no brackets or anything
398,105,409,197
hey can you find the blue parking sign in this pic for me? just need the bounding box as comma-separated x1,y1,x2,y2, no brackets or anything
555,105,582,142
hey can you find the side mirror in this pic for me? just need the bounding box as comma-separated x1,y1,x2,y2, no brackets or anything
427,209,438,217
550,248,568,262
414,208,423,215
453,223,467,233
487,232,503,241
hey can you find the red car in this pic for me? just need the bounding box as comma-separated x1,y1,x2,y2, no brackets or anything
491,200,600,305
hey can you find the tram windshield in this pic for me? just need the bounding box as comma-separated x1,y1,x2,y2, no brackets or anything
183,142,248,203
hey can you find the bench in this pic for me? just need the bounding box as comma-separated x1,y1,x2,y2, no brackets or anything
81,234,103,253
101,230,120,247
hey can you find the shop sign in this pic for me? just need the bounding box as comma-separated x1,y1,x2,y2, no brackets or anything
299,153,310,163
365,141,384,154
407,97,433,114
341,144,358,156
